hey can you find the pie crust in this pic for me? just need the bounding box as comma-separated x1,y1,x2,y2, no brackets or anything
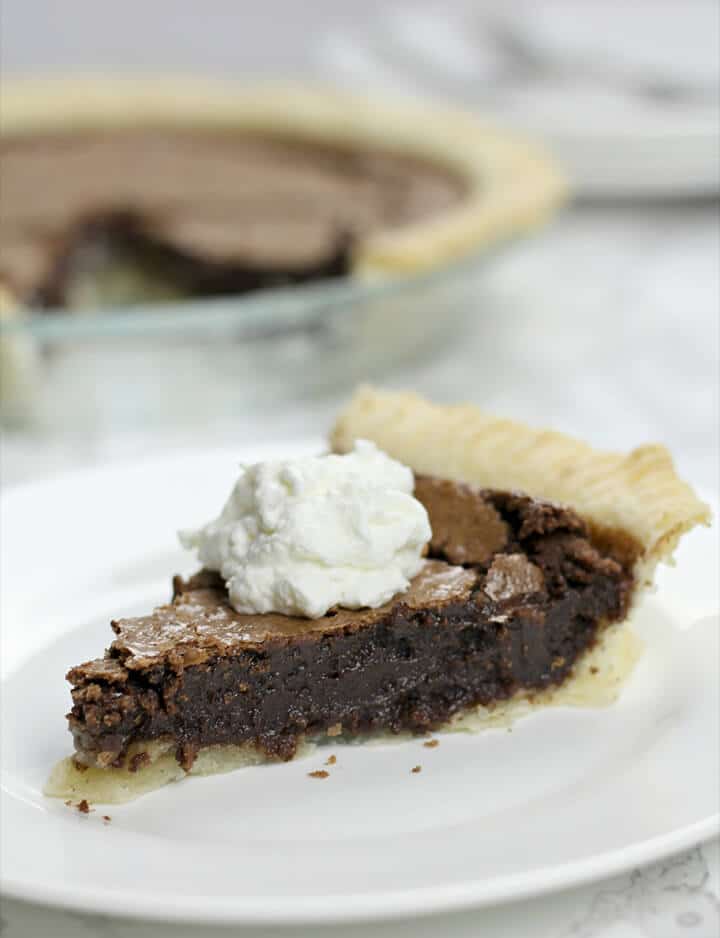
331,387,711,592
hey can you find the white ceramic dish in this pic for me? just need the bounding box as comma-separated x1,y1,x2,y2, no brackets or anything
1,443,718,925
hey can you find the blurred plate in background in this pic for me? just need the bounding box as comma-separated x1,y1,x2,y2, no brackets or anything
321,0,720,198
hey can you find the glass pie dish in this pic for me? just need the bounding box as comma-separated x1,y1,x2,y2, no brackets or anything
0,79,565,431
0,257,496,430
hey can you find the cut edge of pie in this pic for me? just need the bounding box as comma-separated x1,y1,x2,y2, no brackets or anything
45,623,643,805
1,76,566,292
331,386,711,595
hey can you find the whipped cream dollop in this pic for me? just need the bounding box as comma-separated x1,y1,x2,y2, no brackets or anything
179,441,431,619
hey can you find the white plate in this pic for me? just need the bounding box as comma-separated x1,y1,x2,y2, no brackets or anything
1,443,718,926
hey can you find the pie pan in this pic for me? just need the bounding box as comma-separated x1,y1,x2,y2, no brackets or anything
0,79,564,430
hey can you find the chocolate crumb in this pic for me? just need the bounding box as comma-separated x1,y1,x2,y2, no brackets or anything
590,666,599,675
65,798,93,814
308,770,330,779
102,815,112,823
423,739,439,749
129,751,151,773
66,799,93,814
411,765,422,774
325,754,337,766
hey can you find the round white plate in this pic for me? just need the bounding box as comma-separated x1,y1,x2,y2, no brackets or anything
1,444,718,926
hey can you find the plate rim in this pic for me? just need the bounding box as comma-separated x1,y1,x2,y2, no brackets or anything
2,820,718,925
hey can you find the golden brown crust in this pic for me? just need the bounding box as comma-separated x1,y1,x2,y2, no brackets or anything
331,387,711,590
0,77,565,288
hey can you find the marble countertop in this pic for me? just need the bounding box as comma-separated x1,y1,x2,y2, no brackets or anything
2,201,718,936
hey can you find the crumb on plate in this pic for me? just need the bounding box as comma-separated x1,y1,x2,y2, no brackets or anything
65,799,93,814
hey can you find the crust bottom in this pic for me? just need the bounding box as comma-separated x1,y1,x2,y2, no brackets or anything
44,624,642,805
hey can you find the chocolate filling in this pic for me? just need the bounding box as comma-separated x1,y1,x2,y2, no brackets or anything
66,480,632,771
0,128,465,308
28,211,353,309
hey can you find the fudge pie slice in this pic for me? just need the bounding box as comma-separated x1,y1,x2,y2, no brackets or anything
46,390,709,804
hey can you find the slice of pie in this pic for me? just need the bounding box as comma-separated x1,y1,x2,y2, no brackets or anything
46,389,709,803
1,78,564,311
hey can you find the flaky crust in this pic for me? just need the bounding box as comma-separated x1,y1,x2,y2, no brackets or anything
1,77,565,285
331,388,711,590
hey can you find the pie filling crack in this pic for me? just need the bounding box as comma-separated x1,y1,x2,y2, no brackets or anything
45,389,710,803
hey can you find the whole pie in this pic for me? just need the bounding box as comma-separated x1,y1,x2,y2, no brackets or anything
0,79,564,310
46,388,709,803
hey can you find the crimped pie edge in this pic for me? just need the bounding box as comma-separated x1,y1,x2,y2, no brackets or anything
331,387,711,590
